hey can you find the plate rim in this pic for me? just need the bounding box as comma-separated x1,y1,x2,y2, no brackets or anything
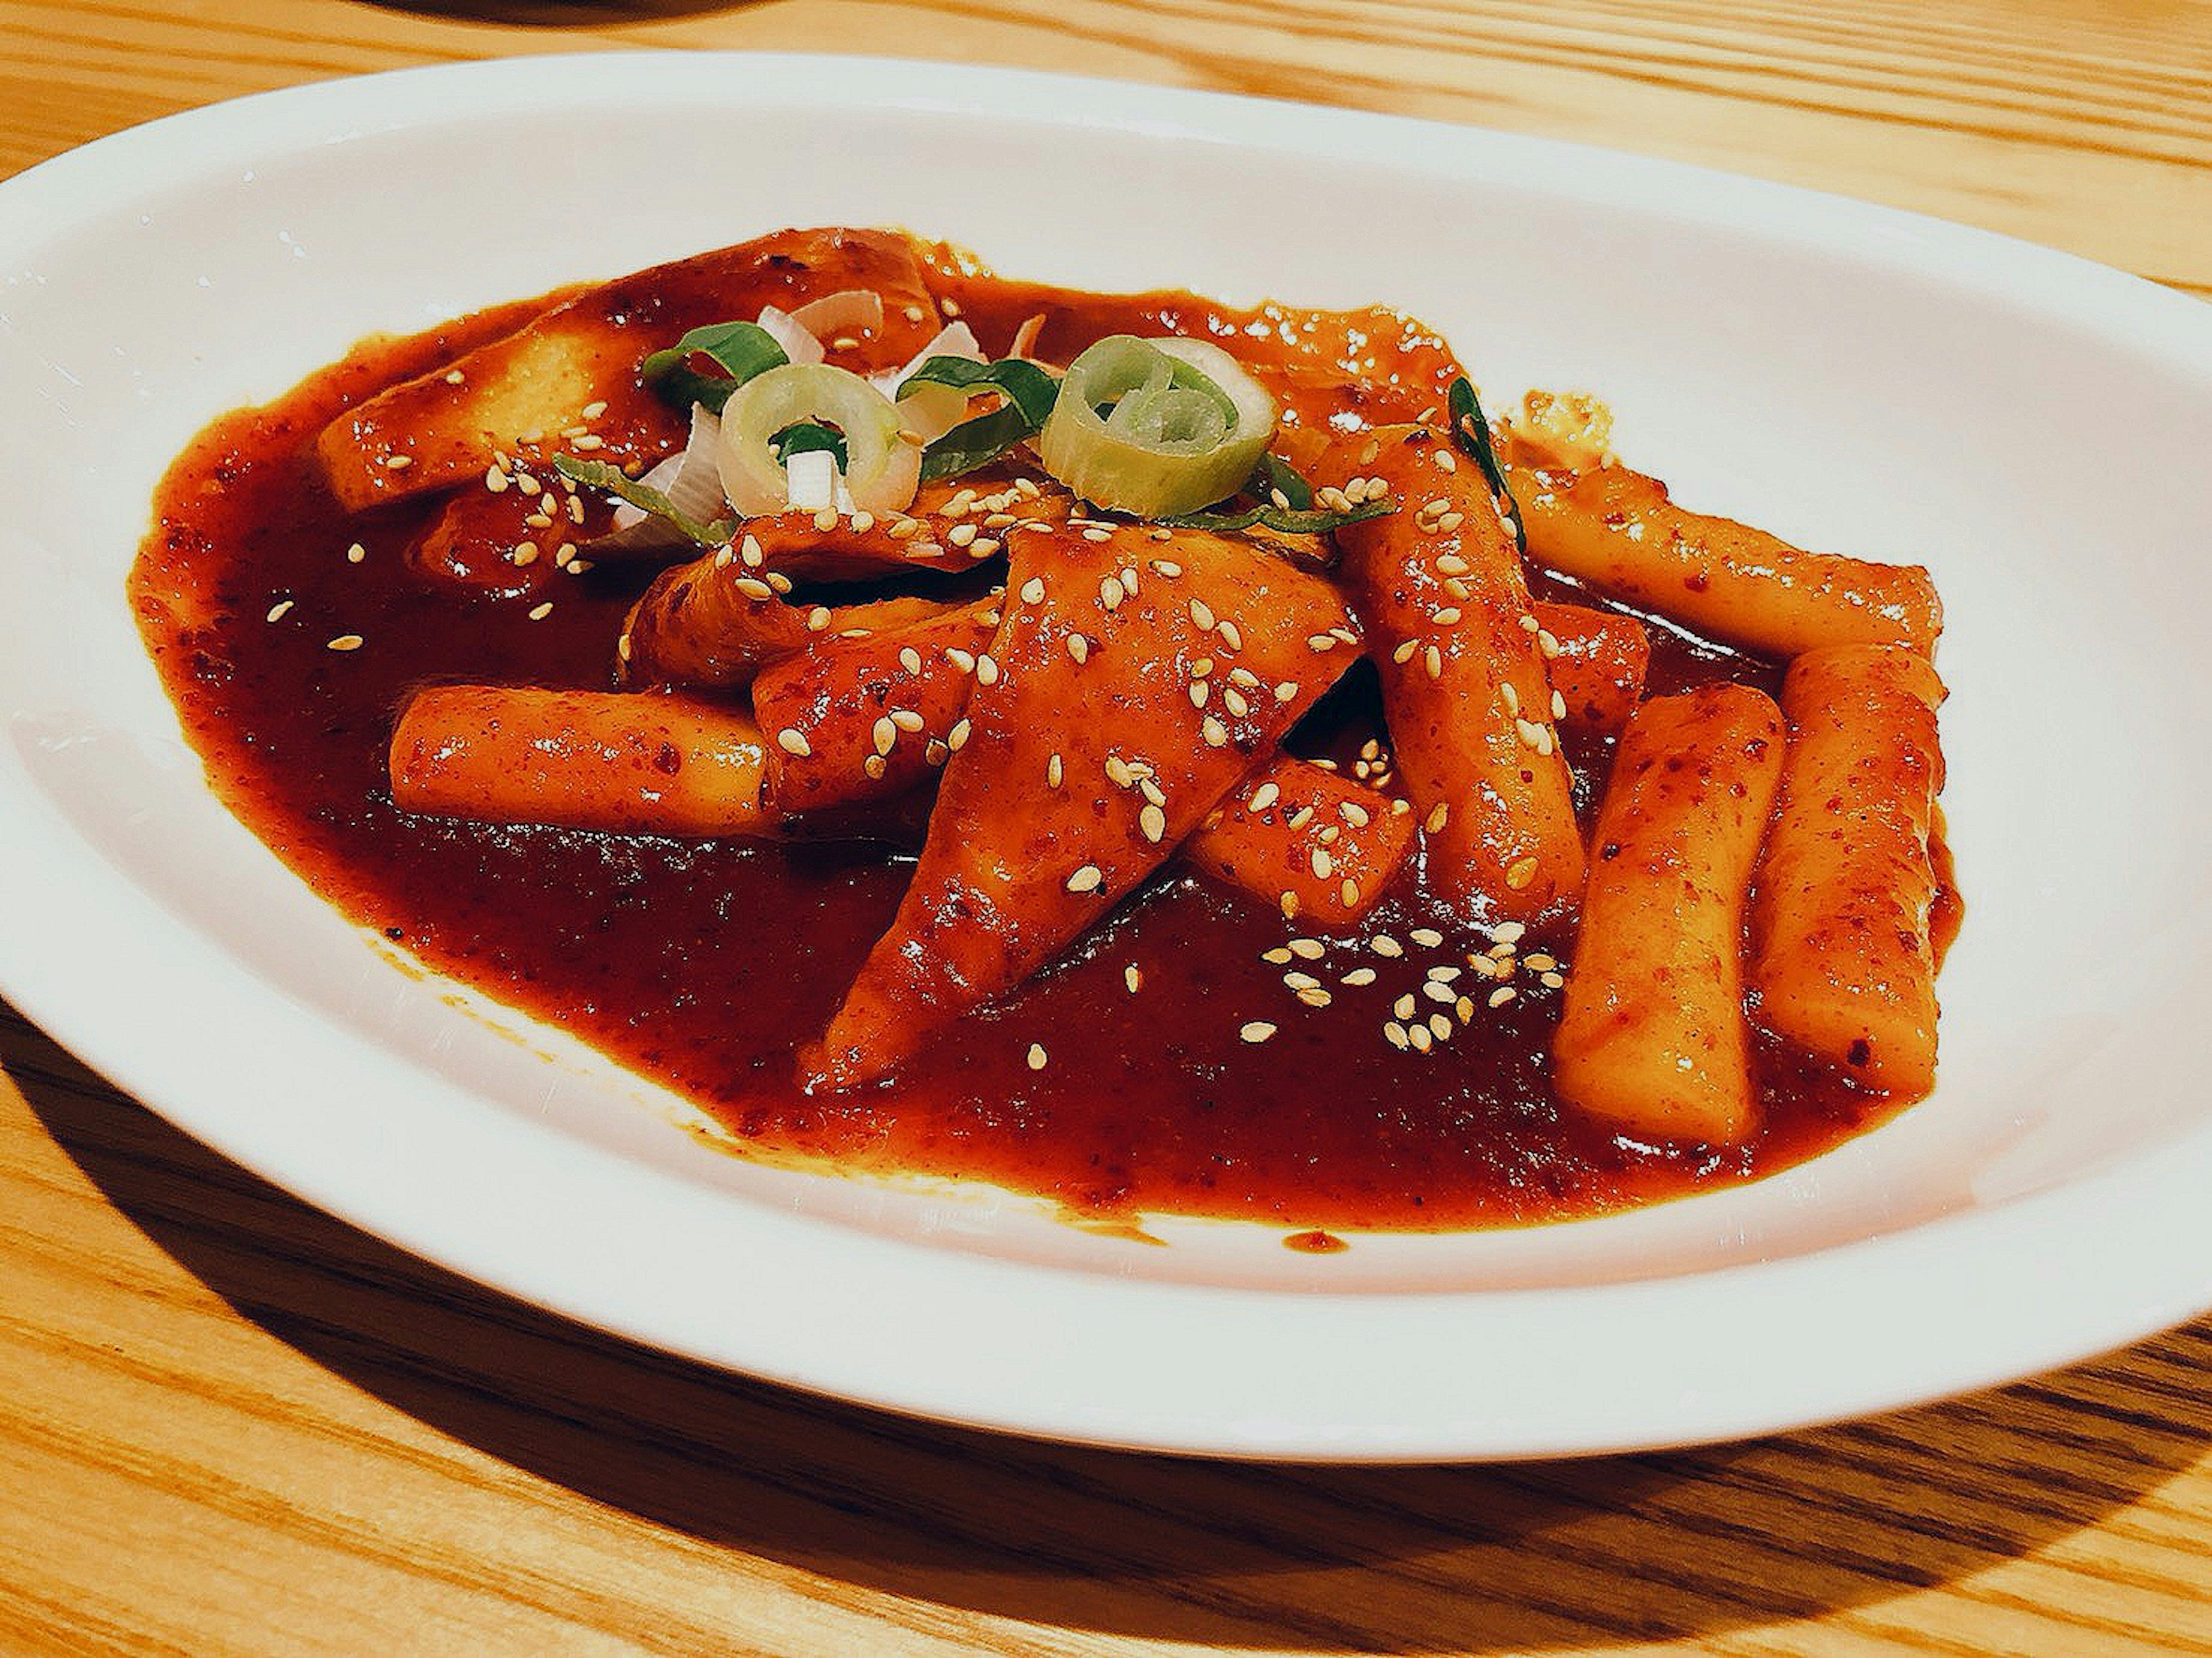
3,50,2211,1462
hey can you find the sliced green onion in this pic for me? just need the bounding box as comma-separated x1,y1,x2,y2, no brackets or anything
1253,451,1315,512
641,321,790,414
772,421,849,468
1446,377,1525,554
897,356,1060,483
552,454,734,548
715,363,919,517
1036,336,1276,517
1157,497,1397,536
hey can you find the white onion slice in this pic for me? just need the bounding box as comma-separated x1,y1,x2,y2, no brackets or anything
755,305,825,367
590,404,729,554
873,321,986,445
789,288,885,340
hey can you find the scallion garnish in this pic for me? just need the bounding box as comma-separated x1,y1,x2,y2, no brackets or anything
897,356,1060,483
1446,377,1525,555
1035,336,1277,517
641,321,790,415
1158,498,1397,536
772,420,849,468
552,454,734,547
1254,451,1315,512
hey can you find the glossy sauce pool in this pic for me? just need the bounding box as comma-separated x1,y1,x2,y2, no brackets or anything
131,284,1937,1235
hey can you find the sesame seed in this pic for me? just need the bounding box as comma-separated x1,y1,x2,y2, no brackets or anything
527,602,554,621
1343,967,1378,987
1541,972,1566,989
1525,953,1556,972
904,303,929,323
1274,681,1299,703
1372,936,1404,958
1101,575,1126,610
1126,964,1143,993
1384,1022,1410,1050
1306,635,1338,652
777,728,812,757
1280,890,1301,919
1552,690,1569,720
1222,688,1250,718
946,647,976,673
1140,803,1166,843
265,600,293,623
1424,645,1443,680
1217,621,1243,651
382,454,412,471
445,369,466,385
1429,1013,1454,1040
740,536,764,568
1263,946,1294,966
1284,971,1321,992
1152,560,1183,577
1189,598,1216,632
1340,874,1359,908
617,632,632,662
766,572,793,595
1084,527,1113,544
975,654,1001,687
1425,802,1450,834
1027,1042,1048,1071
1067,635,1089,665
1297,988,1333,1009
1537,629,1561,659
863,754,888,780
1408,1023,1433,1053
1240,1021,1278,1045
1501,682,1520,717
1433,606,1461,625
325,632,362,651
1520,613,1540,633
1189,683,1210,711
1020,576,1046,604
1489,987,1517,1008
1392,640,1418,666
484,468,509,494
1202,716,1228,748
1505,858,1539,890
946,719,972,752
870,717,897,758
734,576,774,601
1066,864,1104,894
1392,992,1416,1019
1494,923,1528,944
572,434,605,452
805,606,832,633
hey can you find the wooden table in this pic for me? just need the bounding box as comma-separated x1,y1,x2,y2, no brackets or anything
3,3,2208,1652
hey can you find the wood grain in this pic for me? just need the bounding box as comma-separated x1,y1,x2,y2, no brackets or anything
3,2,2210,1652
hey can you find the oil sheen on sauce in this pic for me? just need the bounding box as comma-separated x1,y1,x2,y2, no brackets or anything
131,280,1923,1234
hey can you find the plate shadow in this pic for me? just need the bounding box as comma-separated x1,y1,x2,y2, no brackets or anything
10,1006,2206,1653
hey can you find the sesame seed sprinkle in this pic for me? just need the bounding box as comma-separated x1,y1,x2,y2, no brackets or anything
1066,864,1104,894
265,600,293,623
777,727,812,757
527,602,554,621
325,632,362,651
1240,1021,1277,1045
1027,1042,1048,1071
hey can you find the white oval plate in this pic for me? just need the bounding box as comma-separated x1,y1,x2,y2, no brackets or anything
2,54,2209,1462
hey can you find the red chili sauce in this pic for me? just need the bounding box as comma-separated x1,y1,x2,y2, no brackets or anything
131,271,1936,1233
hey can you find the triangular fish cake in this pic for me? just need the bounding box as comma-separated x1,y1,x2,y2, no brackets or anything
804,519,1358,1090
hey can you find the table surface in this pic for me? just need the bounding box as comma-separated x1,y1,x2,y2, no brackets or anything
3,2,2209,1652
